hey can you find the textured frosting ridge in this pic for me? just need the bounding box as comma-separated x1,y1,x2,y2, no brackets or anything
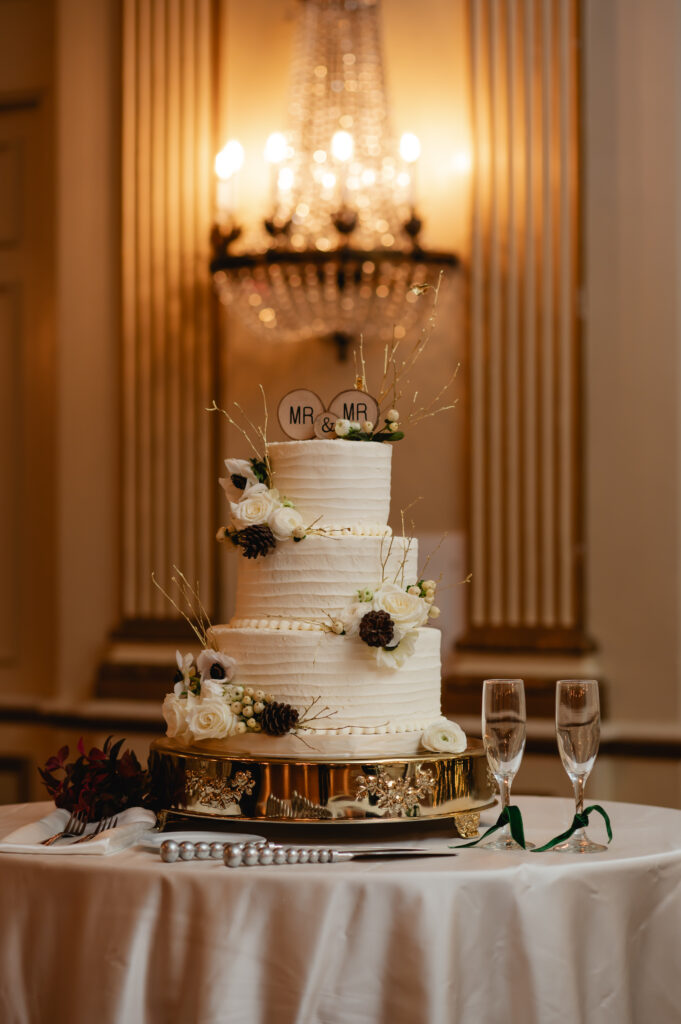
268,440,392,528
233,535,418,623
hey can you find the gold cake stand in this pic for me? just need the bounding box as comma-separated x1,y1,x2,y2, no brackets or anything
149,738,496,838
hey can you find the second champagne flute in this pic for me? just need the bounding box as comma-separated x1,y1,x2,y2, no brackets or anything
554,679,607,853
482,678,533,850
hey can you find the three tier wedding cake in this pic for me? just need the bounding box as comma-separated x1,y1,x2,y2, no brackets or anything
160,410,466,762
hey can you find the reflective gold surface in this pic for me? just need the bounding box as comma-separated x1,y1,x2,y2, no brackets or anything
149,738,495,827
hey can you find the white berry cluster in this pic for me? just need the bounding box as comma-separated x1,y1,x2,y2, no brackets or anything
406,579,441,619
333,407,404,444
335,418,374,437
163,648,278,742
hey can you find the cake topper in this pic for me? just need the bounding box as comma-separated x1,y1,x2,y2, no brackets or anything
279,388,379,441
277,389,324,440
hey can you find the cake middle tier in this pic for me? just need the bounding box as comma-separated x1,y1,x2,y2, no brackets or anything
232,535,418,624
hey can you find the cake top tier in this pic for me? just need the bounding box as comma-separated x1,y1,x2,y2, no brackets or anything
268,439,392,530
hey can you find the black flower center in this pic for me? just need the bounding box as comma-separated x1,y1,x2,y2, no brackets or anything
210,663,226,679
231,473,247,491
173,670,184,683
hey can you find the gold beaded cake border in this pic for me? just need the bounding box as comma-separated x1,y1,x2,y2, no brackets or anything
149,739,495,833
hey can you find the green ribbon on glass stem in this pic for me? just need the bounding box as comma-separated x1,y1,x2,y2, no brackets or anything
454,804,528,849
452,803,613,852
530,804,613,853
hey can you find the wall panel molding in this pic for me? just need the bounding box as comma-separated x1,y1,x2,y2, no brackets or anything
460,0,588,653
121,0,218,624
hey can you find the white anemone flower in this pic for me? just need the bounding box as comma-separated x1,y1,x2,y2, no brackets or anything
174,650,195,694
219,458,261,502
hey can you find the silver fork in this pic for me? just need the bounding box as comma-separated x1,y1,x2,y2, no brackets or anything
73,815,119,844
40,811,87,846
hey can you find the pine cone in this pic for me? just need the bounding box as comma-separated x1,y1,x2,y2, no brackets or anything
359,609,395,648
259,701,300,736
237,524,276,559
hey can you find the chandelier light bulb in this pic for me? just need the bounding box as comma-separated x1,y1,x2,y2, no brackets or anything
264,132,288,164
399,132,421,163
331,130,354,162
215,139,244,180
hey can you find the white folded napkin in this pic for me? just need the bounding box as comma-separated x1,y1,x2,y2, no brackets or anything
0,806,158,856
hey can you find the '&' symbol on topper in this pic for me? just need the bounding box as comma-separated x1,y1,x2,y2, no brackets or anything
313,412,338,438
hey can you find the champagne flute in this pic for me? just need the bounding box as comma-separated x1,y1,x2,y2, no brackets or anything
482,679,533,850
554,679,607,853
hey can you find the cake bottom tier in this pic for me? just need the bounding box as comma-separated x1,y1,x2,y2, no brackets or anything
204,624,442,759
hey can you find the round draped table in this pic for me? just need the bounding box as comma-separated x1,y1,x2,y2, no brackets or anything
1,796,680,1024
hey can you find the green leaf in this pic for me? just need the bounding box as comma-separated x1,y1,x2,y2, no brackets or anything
250,457,270,486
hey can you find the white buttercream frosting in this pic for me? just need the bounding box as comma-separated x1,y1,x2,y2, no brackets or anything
268,440,392,528
208,625,441,745
232,534,418,623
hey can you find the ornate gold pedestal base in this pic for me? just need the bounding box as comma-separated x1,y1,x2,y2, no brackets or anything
149,738,494,835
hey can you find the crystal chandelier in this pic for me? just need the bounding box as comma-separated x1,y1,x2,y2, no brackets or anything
210,0,458,355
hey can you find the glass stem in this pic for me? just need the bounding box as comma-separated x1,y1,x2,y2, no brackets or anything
572,776,585,834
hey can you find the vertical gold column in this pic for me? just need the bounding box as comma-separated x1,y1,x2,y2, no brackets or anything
121,0,217,625
461,0,588,653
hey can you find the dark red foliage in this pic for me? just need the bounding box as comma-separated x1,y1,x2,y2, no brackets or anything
38,736,150,822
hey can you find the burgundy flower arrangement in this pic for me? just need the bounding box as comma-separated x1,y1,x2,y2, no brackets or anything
38,736,150,822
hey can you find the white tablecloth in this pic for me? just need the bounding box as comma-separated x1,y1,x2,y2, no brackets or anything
1,796,680,1024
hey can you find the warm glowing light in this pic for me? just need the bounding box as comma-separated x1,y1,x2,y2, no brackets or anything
451,148,473,175
321,172,337,190
399,132,421,163
278,167,294,191
215,139,244,180
331,130,354,162
397,171,411,189
264,132,288,164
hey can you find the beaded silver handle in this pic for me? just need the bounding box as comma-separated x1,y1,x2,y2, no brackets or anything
159,839,351,865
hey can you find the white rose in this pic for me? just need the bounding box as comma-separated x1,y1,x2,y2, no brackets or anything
162,693,189,739
196,648,237,684
375,630,417,669
185,697,239,740
373,583,429,633
199,678,225,698
268,504,305,541
339,600,366,637
219,458,260,502
230,488,278,529
335,419,351,437
421,719,467,754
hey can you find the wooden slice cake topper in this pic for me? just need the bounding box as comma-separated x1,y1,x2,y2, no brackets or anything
278,389,324,440
328,389,379,426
